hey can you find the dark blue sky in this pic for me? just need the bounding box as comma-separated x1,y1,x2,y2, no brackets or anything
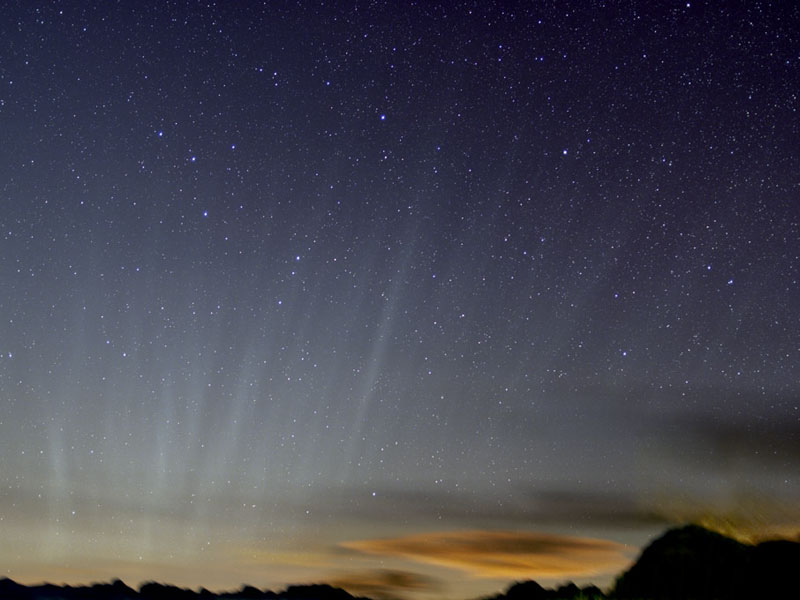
1,2,798,598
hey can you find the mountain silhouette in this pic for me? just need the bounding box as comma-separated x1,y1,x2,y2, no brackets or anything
2,525,798,600
0,580,369,600
483,524,799,600
612,523,800,599
484,579,606,599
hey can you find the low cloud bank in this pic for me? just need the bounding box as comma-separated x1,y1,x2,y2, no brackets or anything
342,530,631,579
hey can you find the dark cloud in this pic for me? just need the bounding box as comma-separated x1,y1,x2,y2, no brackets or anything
514,488,670,528
294,484,671,532
669,409,800,469
555,384,800,477
342,530,631,579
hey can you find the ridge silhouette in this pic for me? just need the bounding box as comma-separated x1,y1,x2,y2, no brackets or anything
2,525,798,599
0,580,371,600
612,524,800,599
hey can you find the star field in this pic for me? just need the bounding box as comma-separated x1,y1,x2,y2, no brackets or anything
1,2,798,599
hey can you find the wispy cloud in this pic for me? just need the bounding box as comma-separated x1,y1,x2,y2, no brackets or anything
342,530,631,579
647,493,800,544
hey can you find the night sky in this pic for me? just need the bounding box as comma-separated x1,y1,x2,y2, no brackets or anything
1,2,799,599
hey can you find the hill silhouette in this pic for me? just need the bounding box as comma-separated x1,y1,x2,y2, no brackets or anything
484,524,800,600
612,524,800,599
0,580,370,600
2,525,798,600
483,580,606,600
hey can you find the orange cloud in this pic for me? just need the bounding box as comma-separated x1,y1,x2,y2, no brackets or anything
329,569,440,600
342,530,631,579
